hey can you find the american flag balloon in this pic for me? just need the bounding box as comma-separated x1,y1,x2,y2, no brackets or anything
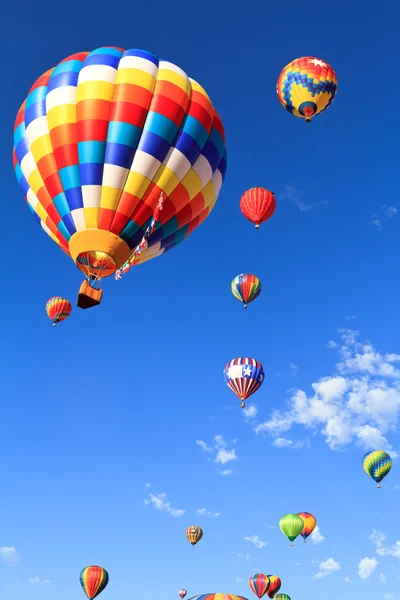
179,590,187,599
223,357,264,408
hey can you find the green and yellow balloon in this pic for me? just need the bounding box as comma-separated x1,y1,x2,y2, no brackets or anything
275,595,291,600
279,514,304,546
362,450,392,488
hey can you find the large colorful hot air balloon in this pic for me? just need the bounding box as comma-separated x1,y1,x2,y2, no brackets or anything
279,514,304,546
240,188,276,229
265,576,281,598
186,525,203,547
297,512,316,543
362,450,392,488
223,357,264,408
275,595,290,600
13,46,227,309
190,592,247,600
179,590,187,599
45,296,72,326
249,574,270,598
277,57,337,123
80,566,109,599
231,274,261,309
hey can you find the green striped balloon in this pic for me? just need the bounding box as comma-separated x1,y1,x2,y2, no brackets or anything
279,514,304,545
275,595,291,600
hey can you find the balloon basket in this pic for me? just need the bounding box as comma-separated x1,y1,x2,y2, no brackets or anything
77,281,103,309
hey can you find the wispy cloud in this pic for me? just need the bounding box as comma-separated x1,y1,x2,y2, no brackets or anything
358,557,378,579
289,363,298,375
370,206,398,230
236,577,244,583
249,329,400,454
243,405,258,420
370,529,400,559
381,205,398,218
196,508,220,518
313,557,340,579
280,185,312,212
144,492,184,517
196,435,238,474
28,577,51,585
380,573,387,583
369,218,382,230
272,437,304,449
0,547,20,565
237,553,251,560
244,535,267,549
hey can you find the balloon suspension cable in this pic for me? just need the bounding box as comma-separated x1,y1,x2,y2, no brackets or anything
116,192,165,280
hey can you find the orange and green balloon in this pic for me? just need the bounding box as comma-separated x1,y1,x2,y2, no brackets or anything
80,566,109,599
297,512,316,542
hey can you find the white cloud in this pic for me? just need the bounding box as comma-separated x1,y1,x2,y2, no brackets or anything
237,553,251,560
310,526,325,545
381,205,398,218
359,557,378,579
243,405,258,420
236,577,244,583
346,315,357,321
196,508,220,518
380,573,387,583
344,577,351,582
196,440,213,452
280,185,312,212
370,529,400,559
370,218,382,230
144,482,152,488
220,469,232,476
290,363,298,374
0,547,20,565
384,595,395,599
244,535,267,549
251,330,400,453
144,492,184,517
273,437,304,449
28,577,51,585
313,557,340,579
197,435,238,468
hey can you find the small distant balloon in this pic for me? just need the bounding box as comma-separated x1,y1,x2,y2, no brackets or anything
362,450,392,488
279,514,304,545
80,566,109,599
277,57,337,122
186,525,203,547
45,296,72,327
297,512,316,542
249,573,270,598
231,274,261,309
275,595,291,600
240,188,276,229
223,357,265,408
179,590,187,598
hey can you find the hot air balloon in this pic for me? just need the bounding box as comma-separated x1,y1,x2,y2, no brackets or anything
279,514,304,546
179,590,187,599
277,57,337,123
240,188,276,229
80,566,109,599
231,274,261,308
249,574,270,598
190,592,247,600
186,525,203,547
362,450,392,488
223,357,264,408
265,576,281,598
45,296,72,326
297,512,316,543
275,595,291,600
13,46,227,310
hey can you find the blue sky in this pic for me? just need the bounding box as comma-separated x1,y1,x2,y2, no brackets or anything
1,0,400,599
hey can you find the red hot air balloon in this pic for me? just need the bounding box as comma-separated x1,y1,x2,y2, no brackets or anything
179,590,187,599
80,566,109,599
249,573,270,598
266,575,281,598
45,296,72,326
240,188,276,229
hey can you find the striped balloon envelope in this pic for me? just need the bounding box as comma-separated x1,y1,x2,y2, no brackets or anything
190,592,247,600
249,574,270,598
231,274,261,308
80,566,109,599
45,296,72,326
362,450,392,488
265,576,281,598
223,357,264,408
13,46,227,306
297,512,316,542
